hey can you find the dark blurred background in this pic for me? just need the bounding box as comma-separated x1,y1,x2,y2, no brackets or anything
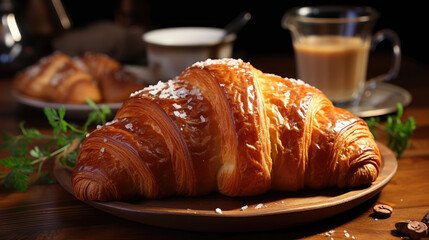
2,0,428,76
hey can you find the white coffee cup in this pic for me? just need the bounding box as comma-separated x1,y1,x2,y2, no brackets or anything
143,27,236,82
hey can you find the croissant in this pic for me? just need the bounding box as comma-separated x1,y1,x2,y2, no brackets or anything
13,52,102,104
79,52,121,80
79,52,149,103
13,52,147,104
72,58,381,201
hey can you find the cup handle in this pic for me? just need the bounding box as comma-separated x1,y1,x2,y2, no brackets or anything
365,29,401,90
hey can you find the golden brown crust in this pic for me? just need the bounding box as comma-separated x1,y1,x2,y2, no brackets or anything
80,52,121,80
178,61,272,196
99,69,149,103
259,73,380,191
13,52,147,104
13,52,71,99
45,60,102,104
72,58,381,201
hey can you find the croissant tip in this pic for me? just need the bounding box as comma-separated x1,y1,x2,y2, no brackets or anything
73,178,116,201
347,163,379,187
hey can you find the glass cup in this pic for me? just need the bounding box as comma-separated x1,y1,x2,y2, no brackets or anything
282,6,401,107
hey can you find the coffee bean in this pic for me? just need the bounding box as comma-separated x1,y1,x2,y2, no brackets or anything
373,204,393,217
395,220,411,234
421,212,429,228
407,220,428,239
395,220,428,239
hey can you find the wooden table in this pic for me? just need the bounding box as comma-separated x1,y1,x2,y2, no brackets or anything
1,54,428,239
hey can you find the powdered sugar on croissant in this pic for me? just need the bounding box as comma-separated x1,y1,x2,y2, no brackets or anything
72,58,381,201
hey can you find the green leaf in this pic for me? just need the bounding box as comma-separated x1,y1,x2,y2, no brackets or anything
1,156,33,170
101,105,111,116
28,129,43,139
44,107,58,127
63,148,78,168
1,157,19,168
85,98,111,125
3,171,14,188
0,156,33,191
365,117,380,140
60,120,68,133
15,159,34,173
44,107,63,135
14,171,29,192
56,134,68,147
58,106,68,133
58,106,66,119
0,130,13,150
396,102,403,119
29,146,43,158
85,98,98,110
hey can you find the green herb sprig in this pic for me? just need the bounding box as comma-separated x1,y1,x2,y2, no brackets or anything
0,99,111,192
366,103,417,158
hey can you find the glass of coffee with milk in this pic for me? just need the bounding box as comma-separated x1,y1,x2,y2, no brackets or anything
283,6,401,107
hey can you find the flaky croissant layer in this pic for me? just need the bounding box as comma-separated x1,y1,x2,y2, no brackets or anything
13,52,147,104
72,58,381,201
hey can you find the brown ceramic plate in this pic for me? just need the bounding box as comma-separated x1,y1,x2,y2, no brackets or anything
54,142,396,232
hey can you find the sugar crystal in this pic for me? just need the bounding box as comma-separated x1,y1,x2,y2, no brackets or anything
215,208,222,214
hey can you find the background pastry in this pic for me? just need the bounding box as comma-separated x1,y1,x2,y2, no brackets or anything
13,52,147,104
